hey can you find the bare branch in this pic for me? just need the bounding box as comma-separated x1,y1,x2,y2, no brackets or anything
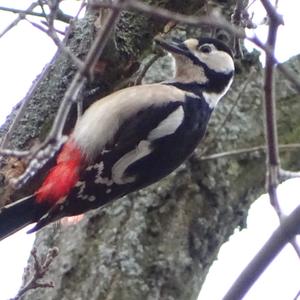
134,53,163,85
262,0,281,207
0,2,40,38
201,67,256,155
0,4,44,18
259,1,300,260
12,0,127,189
0,148,30,158
199,144,300,161
25,18,84,70
90,0,300,93
223,203,300,300
11,247,59,300
90,0,245,37
0,4,72,24
279,169,300,181
294,289,300,300
224,3,300,298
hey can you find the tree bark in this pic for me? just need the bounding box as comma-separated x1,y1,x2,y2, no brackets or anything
1,1,300,300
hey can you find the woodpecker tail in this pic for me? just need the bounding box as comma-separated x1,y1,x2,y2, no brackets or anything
0,195,48,241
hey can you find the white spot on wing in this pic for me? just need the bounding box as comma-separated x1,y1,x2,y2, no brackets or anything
75,181,87,200
74,180,99,202
112,140,152,184
148,106,184,140
88,196,96,202
86,162,113,186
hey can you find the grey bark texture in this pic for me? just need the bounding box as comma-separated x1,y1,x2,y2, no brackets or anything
0,1,299,300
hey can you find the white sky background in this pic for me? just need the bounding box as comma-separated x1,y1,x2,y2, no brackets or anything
0,1,299,299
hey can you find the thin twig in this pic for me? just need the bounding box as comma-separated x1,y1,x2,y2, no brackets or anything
0,5,72,24
134,53,164,85
0,1,73,149
294,289,300,300
231,0,249,57
224,4,300,299
0,5,44,18
0,63,53,149
0,148,30,158
12,247,59,300
12,0,127,189
246,0,258,10
199,143,300,161
45,2,124,140
248,35,300,92
90,0,245,36
74,0,87,20
279,169,300,181
223,203,300,300
25,18,84,69
262,0,281,207
48,0,60,29
260,0,300,258
90,0,300,93
0,2,39,38
37,0,49,23
201,67,256,156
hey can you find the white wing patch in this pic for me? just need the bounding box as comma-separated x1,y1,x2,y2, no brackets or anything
111,107,184,185
148,106,184,140
112,140,152,184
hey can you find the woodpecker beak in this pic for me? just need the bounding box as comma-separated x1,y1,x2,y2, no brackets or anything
155,37,189,56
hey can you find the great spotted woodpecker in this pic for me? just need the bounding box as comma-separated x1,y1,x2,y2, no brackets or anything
0,37,234,240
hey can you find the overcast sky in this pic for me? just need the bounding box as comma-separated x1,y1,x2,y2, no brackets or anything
0,1,299,300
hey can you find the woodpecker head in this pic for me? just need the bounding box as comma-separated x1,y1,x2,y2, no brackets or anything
156,36,234,107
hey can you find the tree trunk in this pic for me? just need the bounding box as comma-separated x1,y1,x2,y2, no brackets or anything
1,1,300,300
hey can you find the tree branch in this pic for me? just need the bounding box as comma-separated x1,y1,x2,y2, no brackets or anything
223,203,300,300
0,5,72,24
9,0,127,189
199,144,300,161
11,247,58,300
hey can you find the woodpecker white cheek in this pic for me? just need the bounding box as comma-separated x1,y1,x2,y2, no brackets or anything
198,51,234,74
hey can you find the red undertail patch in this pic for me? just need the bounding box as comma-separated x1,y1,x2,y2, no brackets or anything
35,141,83,204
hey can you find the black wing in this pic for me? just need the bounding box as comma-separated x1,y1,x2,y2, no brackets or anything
31,94,212,231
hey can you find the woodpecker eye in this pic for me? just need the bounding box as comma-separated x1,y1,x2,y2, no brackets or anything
199,45,212,54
